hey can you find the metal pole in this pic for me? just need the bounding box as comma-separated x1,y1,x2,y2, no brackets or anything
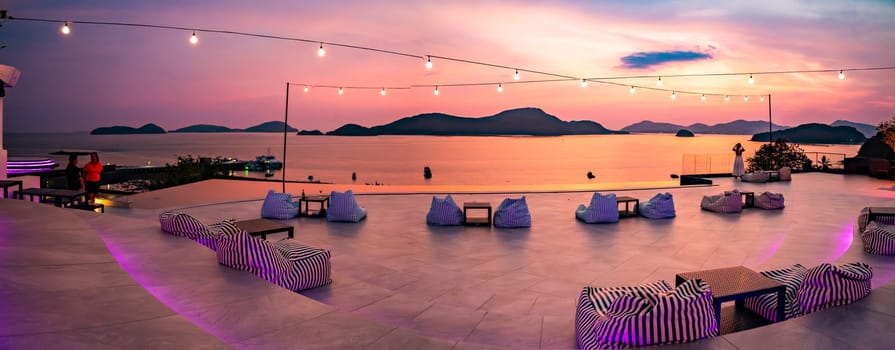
768,94,772,170
282,82,289,193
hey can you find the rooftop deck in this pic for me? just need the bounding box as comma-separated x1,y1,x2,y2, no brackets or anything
2,173,894,349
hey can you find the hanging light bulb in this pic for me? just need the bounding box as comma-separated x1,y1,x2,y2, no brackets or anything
425,56,432,69
381,88,387,96
629,86,636,94
303,86,309,93
725,95,730,102
760,96,765,102
338,87,343,95
748,74,754,84
317,43,326,57
433,86,440,96
514,69,520,80
670,91,676,100
656,76,663,87
838,70,845,80
744,95,749,101
61,22,71,35
189,31,198,45
497,83,503,93
701,94,706,101
581,79,588,88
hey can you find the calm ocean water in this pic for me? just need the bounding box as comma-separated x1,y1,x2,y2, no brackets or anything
3,133,860,186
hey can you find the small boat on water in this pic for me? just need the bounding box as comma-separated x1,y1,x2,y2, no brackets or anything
245,152,283,171
423,166,432,179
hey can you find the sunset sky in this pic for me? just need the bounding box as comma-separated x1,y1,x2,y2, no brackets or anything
1,0,894,133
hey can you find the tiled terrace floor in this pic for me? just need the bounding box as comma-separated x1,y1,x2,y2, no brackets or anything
2,173,895,349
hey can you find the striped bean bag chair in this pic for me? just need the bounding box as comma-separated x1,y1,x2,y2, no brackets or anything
326,190,367,222
216,231,332,291
862,221,895,255
261,190,299,220
797,262,872,315
158,210,230,242
195,219,242,251
638,192,676,219
426,194,463,226
743,264,807,322
575,280,717,350
779,166,792,181
576,192,619,224
493,196,531,228
754,191,785,210
700,190,742,213
857,207,895,233
741,172,769,183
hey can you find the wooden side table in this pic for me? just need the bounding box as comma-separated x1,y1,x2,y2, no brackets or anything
0,180,23,199
740,191,755,208
615,196,640,218
463,201,492,226
299,195,330,217
235,218,294,240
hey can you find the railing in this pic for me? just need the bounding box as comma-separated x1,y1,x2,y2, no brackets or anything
682,153,734,175
804,152,847,170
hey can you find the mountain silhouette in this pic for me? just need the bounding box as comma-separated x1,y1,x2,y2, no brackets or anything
622,119,788,134
751,123,866,144
90,123,166,135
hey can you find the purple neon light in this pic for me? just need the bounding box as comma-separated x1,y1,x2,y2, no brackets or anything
8,160,58,166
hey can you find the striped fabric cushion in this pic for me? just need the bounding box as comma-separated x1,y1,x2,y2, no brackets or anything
426,194,463,226
797,262,872,315
274,240,333,291
261,190,299,220
779,166,792,181
326,190,367,222
743,264,807,322
857,207,895,233
575,280,672,350
862,221,895,255
576,192,619,224
700,190,742,213
754,192,785,210
493,196,531,228
638,192,676,219
191,219,239,251
741,172,769,183
216,231,289,283
159,210,181,233
166,212,215,239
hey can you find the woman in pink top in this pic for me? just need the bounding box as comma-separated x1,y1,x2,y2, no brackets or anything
83,152,103,204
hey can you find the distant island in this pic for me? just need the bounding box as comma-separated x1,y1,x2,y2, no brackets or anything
90,123,166,135
751,123,866,144
830,120,876,138
326,107,626,136
92,121,297,134
622,119,789,135
675,129,694,137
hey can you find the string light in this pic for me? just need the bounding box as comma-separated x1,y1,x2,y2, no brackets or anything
434,86,439,95
839,70,845,80
581,79,588,88
189,31,198,45
748,74,754,84
338,87,343,94
744,95,749,101
497,83,503,93
514,69,520,80
425,56,432,69
760,96,765,102
380,88,386,96
317,42,325,57
303,86,309,93
670,91,676,100
656,76,663,87
60,22,70,35
725,95,730,102
701,94,706,101
629,86,635,94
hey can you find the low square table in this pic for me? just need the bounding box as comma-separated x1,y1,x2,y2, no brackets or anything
299,194,330,217
0,180,23,199
234,218,294,240
615,196,640,218
463,201,492,226
740,191,755,208
676,266,785,333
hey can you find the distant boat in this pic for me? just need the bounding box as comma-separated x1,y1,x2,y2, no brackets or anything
423,166,432,179
245,150,283,171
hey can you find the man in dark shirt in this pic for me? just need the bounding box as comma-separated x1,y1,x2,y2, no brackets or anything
65,154,84,190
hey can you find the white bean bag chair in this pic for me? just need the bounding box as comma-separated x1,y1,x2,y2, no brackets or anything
261,190,299,219
216,230,332,291
575,279,717,350
754,191,785,210
700,190,743,213
638,192,676,219
861,221,895,255
426,194,463,226
743,264,807,322
797,262,872,315
741,172,769,183
857,207,895,233
576,192,619,223
493,196,531,228
326,190,367,222
779,166,792,181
